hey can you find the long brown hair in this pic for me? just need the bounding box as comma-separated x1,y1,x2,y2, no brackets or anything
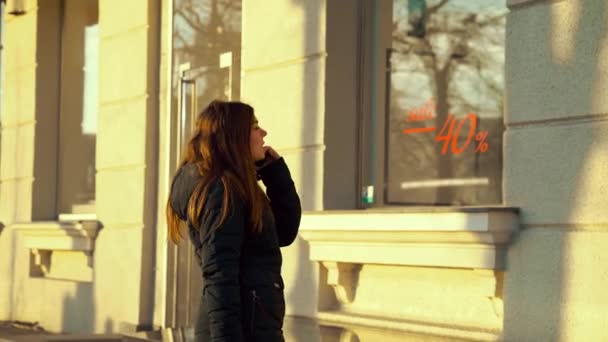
166,100,268,243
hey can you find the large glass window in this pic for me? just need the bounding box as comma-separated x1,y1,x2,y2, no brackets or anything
168,0,242,328
365,0,506,206
57,0,98,214
172,0,241,147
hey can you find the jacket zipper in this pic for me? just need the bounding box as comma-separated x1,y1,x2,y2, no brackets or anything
250,290,258,334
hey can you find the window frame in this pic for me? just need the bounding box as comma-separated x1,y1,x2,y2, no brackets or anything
56,0,99,216
356,0,506,209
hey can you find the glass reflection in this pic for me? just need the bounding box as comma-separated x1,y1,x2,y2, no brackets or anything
58,0,98,213
387,0,506,205
172,0,241,122
170,0,242,327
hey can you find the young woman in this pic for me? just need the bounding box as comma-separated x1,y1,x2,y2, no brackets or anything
166,100,302,342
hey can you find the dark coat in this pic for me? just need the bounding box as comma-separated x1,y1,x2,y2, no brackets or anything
169,158,302,342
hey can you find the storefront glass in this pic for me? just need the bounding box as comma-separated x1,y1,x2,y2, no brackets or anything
172,0,241,146
382,0,506,205
169,0,242,328
57,0,98,214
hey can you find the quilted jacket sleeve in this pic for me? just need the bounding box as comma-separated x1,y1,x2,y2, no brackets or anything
257,157,302,247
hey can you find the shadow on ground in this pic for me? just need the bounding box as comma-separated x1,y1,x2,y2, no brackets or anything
1,317,484,342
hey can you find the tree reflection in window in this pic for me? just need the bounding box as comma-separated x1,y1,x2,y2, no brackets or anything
387,0,507,205
172,0,241,105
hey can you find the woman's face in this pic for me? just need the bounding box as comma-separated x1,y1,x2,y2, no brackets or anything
250,117,268,161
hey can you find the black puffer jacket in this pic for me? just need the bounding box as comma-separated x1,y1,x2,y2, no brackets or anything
169,158,302,342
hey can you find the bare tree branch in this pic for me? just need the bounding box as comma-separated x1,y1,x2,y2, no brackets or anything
173,30,192,48
175,9,204,31
427,0,450,16
477,13,508,28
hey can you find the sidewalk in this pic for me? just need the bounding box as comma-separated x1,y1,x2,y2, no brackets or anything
2,318,476,341
0,321,157,342
0,321,49,341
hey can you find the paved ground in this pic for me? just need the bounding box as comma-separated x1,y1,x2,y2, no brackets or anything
0,321,155,342
0,321,50,338
1,318,474,341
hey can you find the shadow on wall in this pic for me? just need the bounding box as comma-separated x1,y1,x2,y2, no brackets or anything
283,238,324,342
284,0,366,340
503,0,607,340
137,0,162,331
8,229,17,320
61,282,95,334
282,0,326,341
104,318,114,334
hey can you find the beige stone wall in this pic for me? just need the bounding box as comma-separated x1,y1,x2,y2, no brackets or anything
242,0,326,211
0,0,60,224
0,0,97,333
0,0,60,322
241,0,327,319
2,0,606,339
240,4,507,340
93,0,159,333
0,0,160,334
151,0,173,329
343,265,502,332
5,224,96,333
503,0,608,340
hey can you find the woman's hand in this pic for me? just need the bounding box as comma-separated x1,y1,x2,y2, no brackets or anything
255,146,281,170
263,146,280,159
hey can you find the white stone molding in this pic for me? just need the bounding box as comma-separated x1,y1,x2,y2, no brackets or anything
299,208,519,270
338,330,357,342
12,220,102,282
318,310,500,342
14,220,100,252
321,261,361,304
299,208,518,341
30,248,51,275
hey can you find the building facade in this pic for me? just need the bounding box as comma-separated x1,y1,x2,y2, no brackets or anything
0,0,607,341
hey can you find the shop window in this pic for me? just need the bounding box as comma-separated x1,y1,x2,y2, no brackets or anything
172,0,241,147
361,0,506,206
57,0,98,215
167,0,242,327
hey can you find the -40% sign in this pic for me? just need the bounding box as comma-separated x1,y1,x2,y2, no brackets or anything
403,113,489,155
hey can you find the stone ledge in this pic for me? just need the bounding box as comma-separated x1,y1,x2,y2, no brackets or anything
12,220,102,282
299,209,519,270
12,220,101,252
317,310,500,342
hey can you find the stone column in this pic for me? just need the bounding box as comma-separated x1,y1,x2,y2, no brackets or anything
240,0,327,322
94,0,159,332
0,0,61,320
503,0,608,340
